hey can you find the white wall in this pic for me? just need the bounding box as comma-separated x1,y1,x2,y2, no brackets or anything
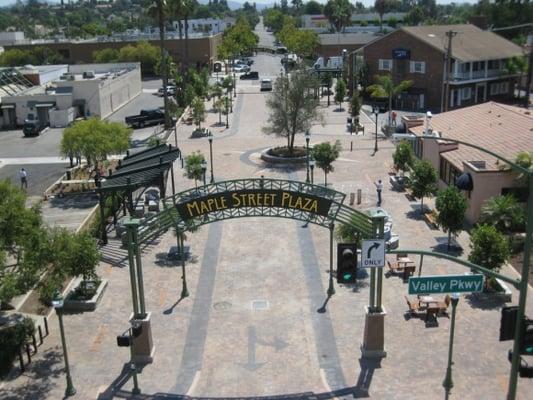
97,67,141,118
49,107,75,127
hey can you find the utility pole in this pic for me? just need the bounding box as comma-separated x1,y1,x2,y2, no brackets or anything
158,0,171,130
443,30,458,112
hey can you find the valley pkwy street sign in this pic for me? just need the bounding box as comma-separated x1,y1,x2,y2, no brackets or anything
408,274,484,295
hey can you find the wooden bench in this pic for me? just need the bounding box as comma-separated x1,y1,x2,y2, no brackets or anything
423,211,438,229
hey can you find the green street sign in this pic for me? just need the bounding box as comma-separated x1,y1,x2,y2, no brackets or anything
408,274,484,295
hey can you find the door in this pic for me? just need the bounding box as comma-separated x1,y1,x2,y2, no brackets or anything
475,83,486,103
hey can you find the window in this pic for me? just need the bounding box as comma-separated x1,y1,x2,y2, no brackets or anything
488,60,501,70
439,156,461,185
500,82,509,94
461,87,471,100
473,61,485,71
379,59,392,71
409,61,426,74
490,83,499,95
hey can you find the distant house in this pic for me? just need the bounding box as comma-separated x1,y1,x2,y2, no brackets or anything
172,17,236,36
301,12,406,33
406,102,532,223
359,24,524,112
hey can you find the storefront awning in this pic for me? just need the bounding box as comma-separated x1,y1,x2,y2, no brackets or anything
455,173,473,191
35,102,55,108
1,104,15,109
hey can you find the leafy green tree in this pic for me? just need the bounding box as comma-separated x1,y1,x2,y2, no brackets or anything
323,0,353,32
264,8,286,33
93,48,119,63
514,151,533,181
405,6,425,25
184,151,205,188
117,41,161,75
350,89,362,123
334,78,347,111
479,194,525,234
335,213,363,245
311,140,342,186
305,0,323,14
264,69,323,155
367,74,412,126
191,97,206,129
214,97,225,125
210,83,223,110
407,159,437,212
0,49,37,66
219,16,258,59
374,0,391,32
506,56,527,102
468,224,510,285
61,118,131,168
435,186,467,250
392,140,414,174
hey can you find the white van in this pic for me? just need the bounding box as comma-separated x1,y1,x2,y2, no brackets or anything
260,78,272,91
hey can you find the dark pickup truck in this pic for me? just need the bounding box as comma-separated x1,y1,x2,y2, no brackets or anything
125,109,167,129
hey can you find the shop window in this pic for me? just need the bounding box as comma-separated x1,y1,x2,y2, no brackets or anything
379,59,392,71
461,87,471,100
409,61,426,74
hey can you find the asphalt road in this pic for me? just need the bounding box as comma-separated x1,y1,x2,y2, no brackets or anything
0,163,68,196
0,127,64,158
256,16,275,48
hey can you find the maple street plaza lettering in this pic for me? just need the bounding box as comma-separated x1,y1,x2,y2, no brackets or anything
175,189,333,220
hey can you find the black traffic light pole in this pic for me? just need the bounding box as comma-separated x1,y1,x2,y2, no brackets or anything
328,224,335,297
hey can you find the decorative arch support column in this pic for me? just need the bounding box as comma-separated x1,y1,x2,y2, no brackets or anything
125,218,154,364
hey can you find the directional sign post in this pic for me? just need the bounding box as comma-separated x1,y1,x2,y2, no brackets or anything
361,239,385,268
408,274,484,295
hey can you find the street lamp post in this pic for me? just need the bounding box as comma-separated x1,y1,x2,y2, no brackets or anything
52,292,76,397
201,160,207,186
443,293,460,393
373,106,379,153
304,130,311,183
225,96,229,129
233,72,236,97
208,133,214,183
309,159,315,185
129,323,141,395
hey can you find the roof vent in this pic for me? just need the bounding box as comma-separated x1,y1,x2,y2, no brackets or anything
469,160,486,170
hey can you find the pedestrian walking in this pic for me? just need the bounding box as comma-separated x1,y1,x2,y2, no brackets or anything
20,168,28,190
391,111,397,126
374,179,383,207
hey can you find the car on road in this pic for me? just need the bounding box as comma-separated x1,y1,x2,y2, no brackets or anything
237,57,253,66
240,71,259,80
260,78,273,91
125,109,168,129
22,115,47,137
158,85,176,96
234,64,250,73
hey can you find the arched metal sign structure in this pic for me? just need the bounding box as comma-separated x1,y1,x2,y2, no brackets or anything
121,178,385,364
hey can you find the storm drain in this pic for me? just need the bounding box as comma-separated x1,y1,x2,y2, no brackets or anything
252,300,269,310
213,301,232,311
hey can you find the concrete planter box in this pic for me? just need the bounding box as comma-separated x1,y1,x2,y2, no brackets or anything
64,279,108,312
493,278,512,302
260,148,307,165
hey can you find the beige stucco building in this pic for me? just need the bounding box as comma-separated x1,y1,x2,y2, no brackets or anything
1,62,141,128
407,102,532,223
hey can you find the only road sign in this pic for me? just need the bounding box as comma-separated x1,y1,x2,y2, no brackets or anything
408,274,484,295
361,239,385,268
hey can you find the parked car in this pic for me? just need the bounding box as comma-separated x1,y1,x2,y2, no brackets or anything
22,116,46,137
158,85,176,96
260,78,273,91
237,57,253,66
125,109,169,129
240,71,259,80
234,64,250,73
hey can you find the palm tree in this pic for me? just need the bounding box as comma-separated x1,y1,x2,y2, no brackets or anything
374,0,390,33
515,151,533,181
367,74,412,126
323,0,353,33
480,194,525,234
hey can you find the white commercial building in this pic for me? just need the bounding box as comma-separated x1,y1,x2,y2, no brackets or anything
0,62,141,129
0,31,25,46
172,17,235,36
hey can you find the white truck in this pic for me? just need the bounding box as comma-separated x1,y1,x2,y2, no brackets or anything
313,56,343,70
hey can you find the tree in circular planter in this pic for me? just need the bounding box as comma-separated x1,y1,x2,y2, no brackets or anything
407,159,437,213
191,97,206,132
264,69,323,157
334,78,347,111
311,140,341,186
184,151,206,189
468,224,510,289
392,140,414,175
350,89,362,128
435,186,467,251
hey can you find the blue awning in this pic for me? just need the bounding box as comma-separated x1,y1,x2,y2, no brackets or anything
455,173,473,191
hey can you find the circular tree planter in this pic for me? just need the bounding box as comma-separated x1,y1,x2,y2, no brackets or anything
260,146,309,165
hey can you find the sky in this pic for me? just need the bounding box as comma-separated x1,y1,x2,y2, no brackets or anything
0,0,479,8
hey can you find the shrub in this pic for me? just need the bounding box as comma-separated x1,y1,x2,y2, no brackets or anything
0,317,35,376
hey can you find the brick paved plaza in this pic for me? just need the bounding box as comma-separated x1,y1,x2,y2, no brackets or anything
1,55,533,400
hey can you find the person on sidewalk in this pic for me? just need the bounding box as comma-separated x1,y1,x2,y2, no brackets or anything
19,168,28,190
391,111,397,126
374,179,383,206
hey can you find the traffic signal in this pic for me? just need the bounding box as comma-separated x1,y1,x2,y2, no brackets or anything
500,306,518,341
337,243,357,283
508,350,533,378
117,334,131,347
520,319,533,356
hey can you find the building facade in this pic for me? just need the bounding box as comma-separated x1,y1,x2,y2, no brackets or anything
360,24,524,112
301,13,406,33
406,102,532,223
1,63,141,128
172,17,235,35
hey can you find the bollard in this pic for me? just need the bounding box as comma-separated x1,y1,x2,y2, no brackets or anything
38,326,43,345
349,192,355,205
18,348,25,372
44,316,49,336
181,158,184,168
25,343,31,363
32,334,37,353
357,189,362,205
66,170,71,180
350,141,353,152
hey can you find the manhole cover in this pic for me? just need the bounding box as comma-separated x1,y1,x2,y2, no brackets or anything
252,300,269,310
213,301,232,311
